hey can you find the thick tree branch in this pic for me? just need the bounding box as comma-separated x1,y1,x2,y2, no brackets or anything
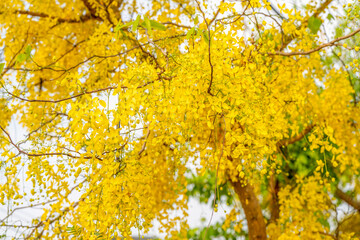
277,124,315,148
313,0,333,19
335,187,360,212
5,10,96,23
271,125,316,225
280,0,334,51
81,0,102,19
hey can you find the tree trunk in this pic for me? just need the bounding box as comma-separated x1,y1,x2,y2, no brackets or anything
231,180,267,240
269,173,280,223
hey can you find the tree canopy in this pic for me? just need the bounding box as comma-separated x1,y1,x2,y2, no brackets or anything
1,0,360,239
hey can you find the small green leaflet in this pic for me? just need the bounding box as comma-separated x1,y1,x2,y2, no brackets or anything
114,21,134,32
24,45,32,57
115,16,166,35
144,16,152,36
132,15,141,32
327,13,334,21
0,63,4,74
16,45,32,64
186,27,196,39
140,19,166,31
148,20,166,31
308,16,322,34
201,30,209,45
194,15,199,25
119,29,127,38
17,54,26,64
335,27,343,38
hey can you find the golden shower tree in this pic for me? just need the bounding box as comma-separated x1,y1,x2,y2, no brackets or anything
1,0,360,239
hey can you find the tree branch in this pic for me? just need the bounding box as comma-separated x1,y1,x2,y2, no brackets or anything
194,0,215,96
271,27,360,56
6,10,96,23
6,81,155,104
313,0,333,19
335,187,360,212
277,124,315,148
81,0,102,20
280,0,334,51
138,128,150,155
0,125,104,160
24,189,87,239
162,21,191,29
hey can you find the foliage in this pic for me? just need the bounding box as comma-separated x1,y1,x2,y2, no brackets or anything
186,170,234,206
1,0,360,239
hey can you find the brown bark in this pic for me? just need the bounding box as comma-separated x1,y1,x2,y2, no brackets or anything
277,124,315,148
280,0,334,51
313,0,333,18
0,10,95,23
231,180,267,240
81,0,100,19
335,187,360,212
269,174,280,223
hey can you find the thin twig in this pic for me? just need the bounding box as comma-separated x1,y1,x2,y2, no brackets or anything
0,199,57,223
270,27,360,56
194,0,215,96
0,125,103,160
138,128,150,155
6,81,154,103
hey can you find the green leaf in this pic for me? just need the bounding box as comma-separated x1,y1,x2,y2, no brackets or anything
317,216,330,229
201,30,209,45
16,53,26,64
186,27,195,39
132,15,141,32
24,45,32,57
16,45,32,64
150,20,166,31
335,27,343,38
308,16,322,34
0,63,4,74
144,16,152,36
327,13,334,21
194,15,199,25
114,21,133,32
140,19,166,32
119,30,127,38
195,28,201,38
